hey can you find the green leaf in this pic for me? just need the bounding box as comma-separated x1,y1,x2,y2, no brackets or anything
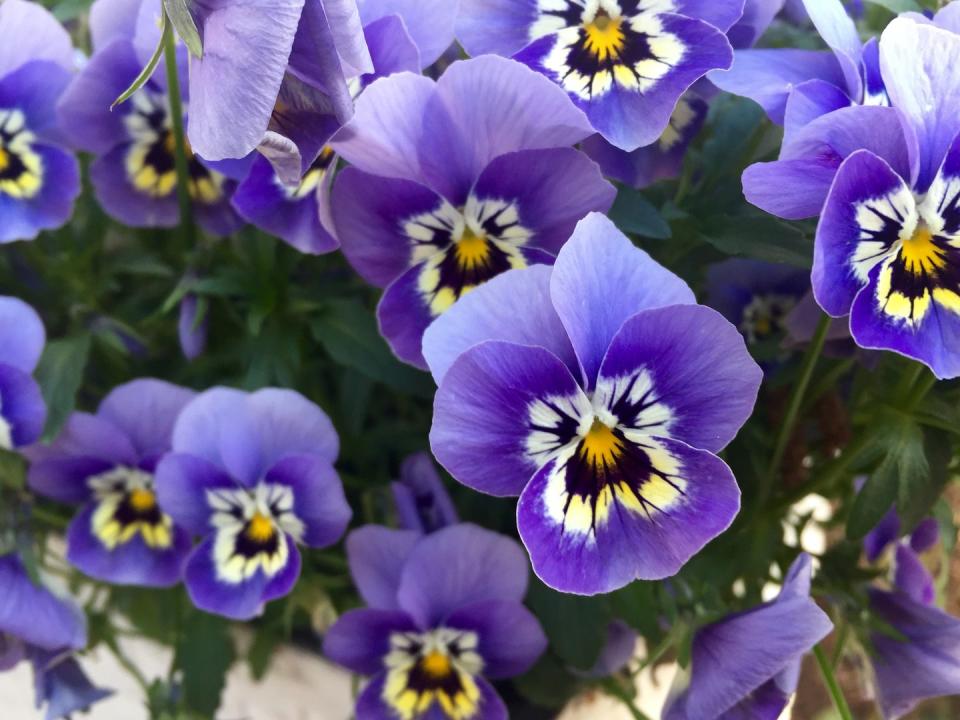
312,300,434,396
112,13,167,108
175,612,236,717
699,215,812,268
896,428,951,532
512,652,580,709
35,333,92,440
247,628,281,681
163,0,204,58
864,0,921,13
610,187,671,240
608,581,660,638
525,579,611,670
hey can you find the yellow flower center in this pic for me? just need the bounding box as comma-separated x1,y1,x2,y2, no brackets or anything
900,224,946,275
245,512,275,542
454,227,491,269
579,418,623,471
0,147,8,172
583,12,625,61
420,651,453,678
128,487,157,512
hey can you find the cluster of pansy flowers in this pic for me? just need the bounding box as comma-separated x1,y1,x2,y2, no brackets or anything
4,0,960,718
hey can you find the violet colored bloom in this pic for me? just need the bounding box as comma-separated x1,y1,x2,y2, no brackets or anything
712,0,885,129
0,295,46,450
324,523,547,720
178,287,207,361
186,0,371,176
663,554,833,720
727,0,786,49
423,213,761,594
810,18,960,378
0,555,111,720
582,94,709,189
27,379,196,587
57,0,243,237
864,506,939,607
155,387,351,620
868,588,960,719
456,0,739,151
231,12,420,254
0,0,79,243
391,452,459,534
330,55,615,367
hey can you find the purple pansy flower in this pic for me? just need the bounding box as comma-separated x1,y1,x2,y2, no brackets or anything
27,379,196,587
324,523,547,720
329,55,615,367
864,505,939,607
0,555,112,720
155,387,351,620
663,554,833,720
178,281,207,361
57,0,243,236
0,0,79,243
455,0,739,151
0,295,46,450
231,9,423,254
809,18,960,378
391,452,459,534
423,213,762,594
185,0,371,178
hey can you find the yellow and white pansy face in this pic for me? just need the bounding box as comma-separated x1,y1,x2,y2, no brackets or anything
0,109,43,200
404,196,533,317
88,466,173,550
123,91,226,205
383,627,485,720
206,483,305,584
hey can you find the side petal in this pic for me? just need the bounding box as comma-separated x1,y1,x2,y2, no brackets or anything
550,213,695,388
154,453,237,536
0,365,45,449
346,525,421,610
801,0,862,101
0,555,86,653
323,609,417,675
430,340,588,498
455,0,539,58
894,545,935,606
447,600,547,680
358,0,457,67
397,524,529,627
264,454,351,548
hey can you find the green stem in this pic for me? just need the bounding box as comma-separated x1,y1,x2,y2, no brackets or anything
162,17,195,246
105,637,151,694
906,371,938,412
601,678,653,720
29,504,69,529
759,313,831,508
813,645,854,720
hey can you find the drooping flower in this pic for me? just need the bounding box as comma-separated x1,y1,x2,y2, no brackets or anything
155,387,351,620
810,18,960,378
27,379,196,587
455,0,740,151
423,212,762,594
864,505,939,607
185,0,371,177
663,554,833,720
324,523,547,720
178,279,207,361
576,620,638,678
0,295,46,450
57,0,243,236
329,55,615,367
0,555,111,720
0,0,79,243
391,452,459,535
230,9,423,254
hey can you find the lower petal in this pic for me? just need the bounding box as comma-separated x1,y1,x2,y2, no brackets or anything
0,143,78,244
517,436,740,593
0,362,45,448
89,144,179,229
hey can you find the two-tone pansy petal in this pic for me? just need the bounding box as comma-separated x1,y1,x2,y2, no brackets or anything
0,296,45,450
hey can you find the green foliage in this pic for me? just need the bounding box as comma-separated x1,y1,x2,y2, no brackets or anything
174,612,236,717
34,333,91,439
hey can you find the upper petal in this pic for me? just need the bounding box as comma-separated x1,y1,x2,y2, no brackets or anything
0,0,73,77
0,296,45,373
97,379,196,460
346,525,421,610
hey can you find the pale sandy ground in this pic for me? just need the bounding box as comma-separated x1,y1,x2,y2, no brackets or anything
0,633,675,719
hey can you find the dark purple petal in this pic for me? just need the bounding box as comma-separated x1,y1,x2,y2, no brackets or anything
894,544,935,606
178,293,207,361
0,555,86,653
447,600,547,679
517,436,740,593
392,451,459,533
578,621,638,678
550,213,695,388
782,79,851,139
864,507,900,563
396,524,529,628
430,340,587,497
65,503,191,587
910,518,940,554
264,454,351,548
323,608,417,675
154,453,238,535
0,143,79,244
30,652,112,720
346,525,421,610
1,60,73,143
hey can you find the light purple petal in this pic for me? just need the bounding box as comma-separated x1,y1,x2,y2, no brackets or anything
323,608,417,674
802,0,862,100
154,452,238,535
346,525,421,610
864,507,900,563
97,379,196,460
0,0,73,77
392,452,459,533
264,454,351,547
0,555,86,653
447,600,547,679
455,0,538,57
0,296,45,372
89,0,140,50
782,79,851,140
357,0,457,67
0,365,45,449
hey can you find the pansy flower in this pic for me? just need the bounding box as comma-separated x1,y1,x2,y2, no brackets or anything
231,8,425,254
455,0,739,151
663,554,833,720
329,55,615,367
864,506,939,607
0,554,112,719
155,387,351,620
186,0,371,179
0,0,79,243
0,296,46,451
57,0,243,236
424,213,762,594
27,379,196,587
324,523,547,720
391,452,459,534
812,18,960,378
